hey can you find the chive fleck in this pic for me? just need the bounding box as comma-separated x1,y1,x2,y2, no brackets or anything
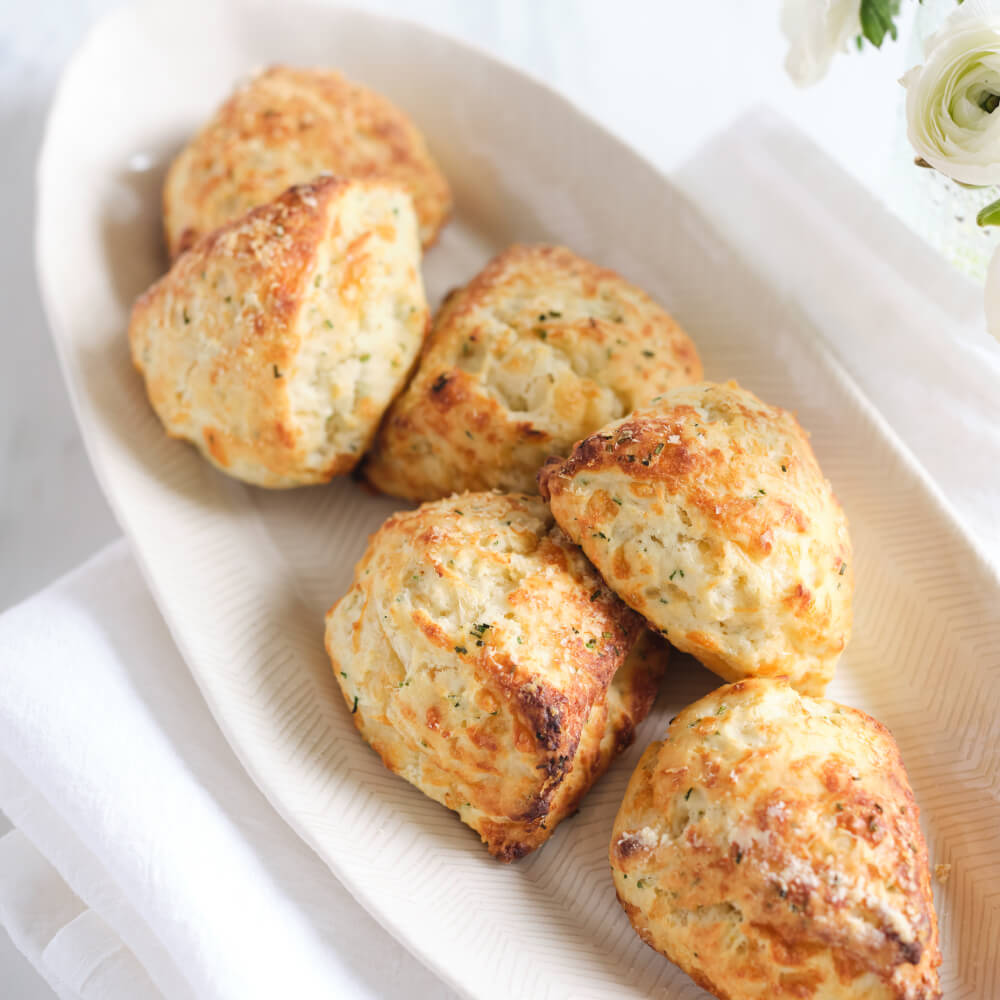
590,589,601,601
359,353,371,362
685,787,693,800
182,308,191,324
839,563,848,576
642,349,655,358
454,646,468,655
273,365,282,378
324,319,334,329
351,696,358,714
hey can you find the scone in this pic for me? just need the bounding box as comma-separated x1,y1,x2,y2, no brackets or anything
324,491,669,860
538,381,851,694
363,244,702,500
163,65,451,256
130,176,428,488
610,679,941,1000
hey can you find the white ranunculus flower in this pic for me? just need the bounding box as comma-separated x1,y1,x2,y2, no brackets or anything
903,11,1000,185
781,0,862,86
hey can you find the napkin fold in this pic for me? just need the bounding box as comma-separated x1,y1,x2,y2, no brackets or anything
0,825,160,1000
2,111,998,1000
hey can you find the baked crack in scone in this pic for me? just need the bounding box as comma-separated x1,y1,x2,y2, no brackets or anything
610,679,941,1000
130,176,428,487
324,491,669,860
163,65,452,256
363,244,702,500
538,381,852,694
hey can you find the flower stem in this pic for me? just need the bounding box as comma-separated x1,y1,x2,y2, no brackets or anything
977,196,1000,227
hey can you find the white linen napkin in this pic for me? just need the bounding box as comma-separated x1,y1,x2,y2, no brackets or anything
0,541,457,1000
2,110,998,1000
676,109,1000,570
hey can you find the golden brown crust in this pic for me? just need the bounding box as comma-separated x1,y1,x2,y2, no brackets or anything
130,175,428,487
539,381,852,694
163,65,451,255
610,679,941,1000
363,244,702,500
323,491,669,859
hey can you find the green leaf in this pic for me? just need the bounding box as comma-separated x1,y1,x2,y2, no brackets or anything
977,195,1000,227
859,0,901,49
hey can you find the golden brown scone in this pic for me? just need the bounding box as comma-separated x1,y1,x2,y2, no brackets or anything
363,244,702,500
611,679,941,1000
130,176,428,488
163,66,451,256
538,381,851,694
324,491,669,860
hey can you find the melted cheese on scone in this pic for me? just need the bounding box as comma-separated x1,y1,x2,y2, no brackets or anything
611,679,941,1000
130,176,428,487
163,65,451,255
364,244,702,500
539,381,852,694
324,491,669,860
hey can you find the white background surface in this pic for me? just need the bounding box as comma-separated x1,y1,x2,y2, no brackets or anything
0,1,948,995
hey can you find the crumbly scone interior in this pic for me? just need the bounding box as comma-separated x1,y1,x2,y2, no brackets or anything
289,185,425,470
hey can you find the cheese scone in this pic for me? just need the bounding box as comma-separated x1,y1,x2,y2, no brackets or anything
130,176,428,488
539,381,852,694
324,491,669,860
611,679,941,1000
163,66,451,256
363,244,702,500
